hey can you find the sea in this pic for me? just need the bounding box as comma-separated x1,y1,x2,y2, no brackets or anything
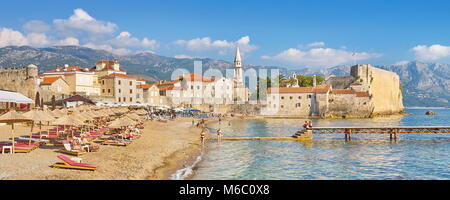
173,108,450,180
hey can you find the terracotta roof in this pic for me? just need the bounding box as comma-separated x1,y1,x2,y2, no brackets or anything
158,80,180,86
159,86,184,91
332,89,355,94
331,89,370,98
46,66,91,73
355,91,370,97
137,84,156,89
93,60,126,72
40,77,62,85
176,73,218,82
267,85,331,94
61,95,95,104
101,73,143,81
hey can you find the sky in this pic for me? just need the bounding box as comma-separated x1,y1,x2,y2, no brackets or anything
1,0,450,69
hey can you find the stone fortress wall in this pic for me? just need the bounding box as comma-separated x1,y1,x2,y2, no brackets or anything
350,64,404,116
0,65,39,100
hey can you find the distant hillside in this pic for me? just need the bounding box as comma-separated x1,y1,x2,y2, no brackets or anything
0,46,449,107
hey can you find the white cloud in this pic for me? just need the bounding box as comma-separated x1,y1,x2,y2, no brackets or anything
57,37,80,46
83,43,130,55
307,41,325,48
110,31,158,49
412,44,450,61
26,33,50,47
263,47,381,67
23,20,50,33
0,28,29,47
175,36,257,55
53,8,118,36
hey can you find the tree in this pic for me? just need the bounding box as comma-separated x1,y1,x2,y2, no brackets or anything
296,75,324,87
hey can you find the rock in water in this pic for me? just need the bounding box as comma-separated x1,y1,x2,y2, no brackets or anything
425,111,435,115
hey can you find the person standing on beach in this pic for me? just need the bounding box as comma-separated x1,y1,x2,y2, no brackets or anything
217,128,223,141
200,128,206,146
308,121,313,129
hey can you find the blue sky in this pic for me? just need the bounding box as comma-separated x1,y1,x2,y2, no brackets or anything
1,0,450,68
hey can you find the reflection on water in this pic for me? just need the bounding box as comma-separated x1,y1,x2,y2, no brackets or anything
193,109,450,180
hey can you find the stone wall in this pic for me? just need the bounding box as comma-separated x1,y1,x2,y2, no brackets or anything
0,65,38,100
324,94,373,118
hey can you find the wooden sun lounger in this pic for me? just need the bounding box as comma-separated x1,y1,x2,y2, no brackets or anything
58,149,87,156
58,142,87,156
51,155,98,171
101,140,130,146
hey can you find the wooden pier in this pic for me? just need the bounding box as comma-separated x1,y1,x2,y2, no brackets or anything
211,126,450,142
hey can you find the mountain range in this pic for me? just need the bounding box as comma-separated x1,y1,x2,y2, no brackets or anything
0,45,449,107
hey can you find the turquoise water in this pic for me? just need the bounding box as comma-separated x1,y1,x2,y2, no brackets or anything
192,109,450,180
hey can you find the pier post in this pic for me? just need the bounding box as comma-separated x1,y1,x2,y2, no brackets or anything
348,129,352,141
394,129,398,140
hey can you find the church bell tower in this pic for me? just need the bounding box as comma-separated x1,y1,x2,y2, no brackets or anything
234,47,243,85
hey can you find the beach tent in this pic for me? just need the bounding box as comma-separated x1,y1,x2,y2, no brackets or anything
0,110,33,153
0,90,34,104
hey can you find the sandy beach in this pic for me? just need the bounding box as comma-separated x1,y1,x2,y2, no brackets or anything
0,117,204,180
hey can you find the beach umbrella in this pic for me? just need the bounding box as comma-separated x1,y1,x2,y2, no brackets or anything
0,110,33,153
23,110,53,145
52,115,85,139
126,113,142,121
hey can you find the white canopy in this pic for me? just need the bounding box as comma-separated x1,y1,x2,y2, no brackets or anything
0,90,34,104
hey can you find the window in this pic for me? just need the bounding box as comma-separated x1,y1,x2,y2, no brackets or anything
281,96,284,100
130,89,133,94
130,97,133,102
191,86,194,90
197,86,200,90
290,96,293,100
130,81,132,86
102,89,105,93
102,80,105,85
307,95,312,99
118,80,121,85
298,96,302,99
295,103,301,108
108,89,111,93
123,97,126,102
118,98,121,102
281,105,284,108
118,89,121,93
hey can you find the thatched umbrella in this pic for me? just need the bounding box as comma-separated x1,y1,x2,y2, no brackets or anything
126,113,141,121
23,110,53,145
0,110,33,153
52,115,85,139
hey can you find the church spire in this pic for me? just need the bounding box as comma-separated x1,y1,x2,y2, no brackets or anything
234,47,242,64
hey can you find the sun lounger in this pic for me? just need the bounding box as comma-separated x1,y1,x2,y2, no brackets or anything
58,141,87,156
101,140,130,146
51,155,98,171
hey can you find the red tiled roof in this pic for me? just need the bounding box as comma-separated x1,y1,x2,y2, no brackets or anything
137,84,156,89
46,66,91,73
355,91,370,97
331,89,370,98
41,77,62,85
101,73,143,81
267,85,331,94
176,73,218,82
94,60,126,72
159,86,184,91
332,89,355,94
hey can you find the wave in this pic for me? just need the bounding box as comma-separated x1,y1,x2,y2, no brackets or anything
170,152,204,180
